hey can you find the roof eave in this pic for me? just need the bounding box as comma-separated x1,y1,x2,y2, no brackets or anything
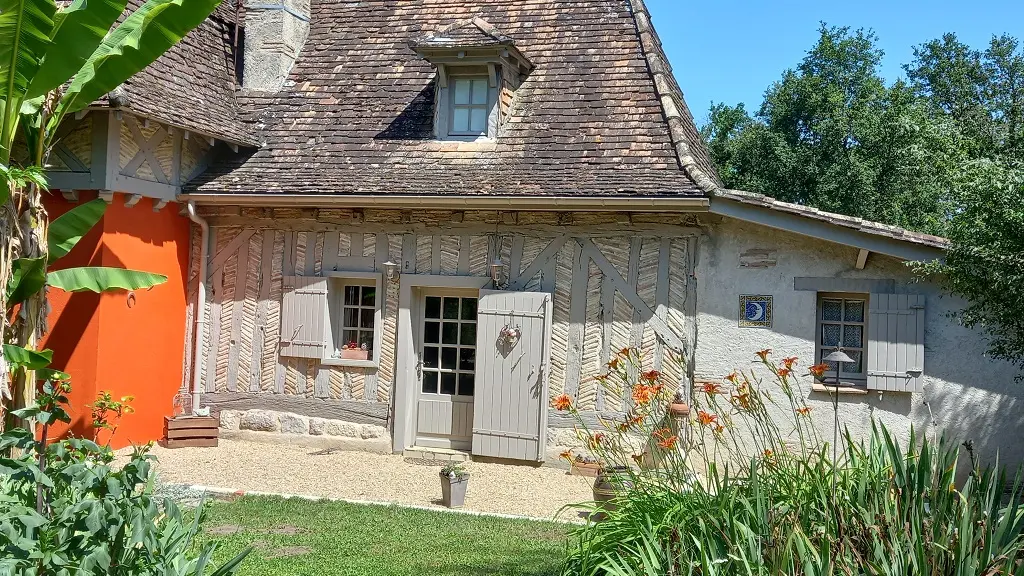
710,192,947,262
179,193,709,212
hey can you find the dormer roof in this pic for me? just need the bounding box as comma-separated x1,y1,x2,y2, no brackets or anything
409,17,533,73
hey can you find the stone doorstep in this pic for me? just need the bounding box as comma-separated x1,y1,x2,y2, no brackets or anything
402,447,471,462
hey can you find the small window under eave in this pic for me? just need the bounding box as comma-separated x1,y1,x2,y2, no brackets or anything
409,17,534,141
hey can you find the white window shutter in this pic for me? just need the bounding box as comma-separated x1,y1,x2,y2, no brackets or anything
279,276,329,359
867,294,925,392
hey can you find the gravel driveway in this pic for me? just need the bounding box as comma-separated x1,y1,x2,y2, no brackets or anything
138,439,593,521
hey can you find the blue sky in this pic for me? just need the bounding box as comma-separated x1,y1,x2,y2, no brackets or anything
645,0,1024,129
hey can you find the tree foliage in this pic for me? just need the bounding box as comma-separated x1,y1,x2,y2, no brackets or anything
703,24,1024,370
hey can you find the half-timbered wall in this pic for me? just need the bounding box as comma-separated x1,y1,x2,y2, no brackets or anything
187,208,700,433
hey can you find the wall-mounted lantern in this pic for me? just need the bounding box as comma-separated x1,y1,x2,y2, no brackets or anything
489,257,504,288
383,259,400,283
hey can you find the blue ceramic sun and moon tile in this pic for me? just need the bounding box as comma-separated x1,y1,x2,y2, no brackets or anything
739,295,773,328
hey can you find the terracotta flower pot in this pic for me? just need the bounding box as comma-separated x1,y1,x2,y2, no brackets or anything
440,473,469,508
570,461,602,477
669,402,690,417
340,349,369,360
592,466,633,522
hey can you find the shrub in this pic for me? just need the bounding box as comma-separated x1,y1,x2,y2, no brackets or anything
0,380,249,575
560,349,1024,575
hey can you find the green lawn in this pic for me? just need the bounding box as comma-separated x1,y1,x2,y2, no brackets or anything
197,496,571,576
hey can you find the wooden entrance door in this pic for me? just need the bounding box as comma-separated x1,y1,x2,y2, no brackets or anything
415,291,478,450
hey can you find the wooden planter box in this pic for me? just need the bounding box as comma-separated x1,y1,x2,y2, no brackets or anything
162,416,219,448
339,349,369,360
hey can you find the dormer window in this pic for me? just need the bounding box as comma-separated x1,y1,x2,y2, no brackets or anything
450,76,491,136
410,17,534,142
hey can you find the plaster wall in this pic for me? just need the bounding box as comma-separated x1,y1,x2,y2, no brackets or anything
694,215,1023,468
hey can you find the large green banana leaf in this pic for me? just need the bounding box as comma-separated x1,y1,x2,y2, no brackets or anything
26,0,129,99
0,0,55,157
48,198,107,260
48,266,167,292
6,256,46,308
2,343,52,370
59,0,221,115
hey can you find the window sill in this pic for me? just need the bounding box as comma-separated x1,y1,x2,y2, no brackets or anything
321,358,378,369
811,382,868,395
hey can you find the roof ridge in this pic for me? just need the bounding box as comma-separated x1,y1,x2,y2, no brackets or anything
628,0,722,195
419,15,512,44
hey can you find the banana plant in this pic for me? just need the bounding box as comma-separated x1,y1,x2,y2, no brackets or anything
0,0,219,426
2,198,167,404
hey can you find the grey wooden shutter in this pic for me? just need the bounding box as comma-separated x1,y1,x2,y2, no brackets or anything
279,276,329,359
867,294,925,392
472,290,553,461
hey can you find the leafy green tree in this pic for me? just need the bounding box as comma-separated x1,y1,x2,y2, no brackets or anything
702,25,965,235
906,33,1024,158
917,160,1024,371
0,0,220,426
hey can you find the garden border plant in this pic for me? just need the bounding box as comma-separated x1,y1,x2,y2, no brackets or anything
557,348,1024,575
0,378,250,575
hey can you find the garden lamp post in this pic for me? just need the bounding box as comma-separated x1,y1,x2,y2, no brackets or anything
822,347,854,555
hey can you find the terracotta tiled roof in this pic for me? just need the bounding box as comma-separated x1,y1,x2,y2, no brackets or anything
100,1,258,146
716,189,950,250
189,0,720,196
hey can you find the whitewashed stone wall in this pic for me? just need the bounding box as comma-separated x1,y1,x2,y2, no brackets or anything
695,215,1022,469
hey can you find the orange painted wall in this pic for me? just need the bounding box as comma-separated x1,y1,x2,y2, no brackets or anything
41,190,191,448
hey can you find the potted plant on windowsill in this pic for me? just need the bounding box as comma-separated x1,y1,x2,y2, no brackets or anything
337,342,369,361
439,463,470,508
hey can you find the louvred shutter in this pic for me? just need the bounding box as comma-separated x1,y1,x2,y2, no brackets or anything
279,276,329,359
867,294,925,392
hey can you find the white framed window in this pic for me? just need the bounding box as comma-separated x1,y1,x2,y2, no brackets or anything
420,294,478,397
815,293,867,385
449,76,491,136
435,66,498,141
324,271,383,368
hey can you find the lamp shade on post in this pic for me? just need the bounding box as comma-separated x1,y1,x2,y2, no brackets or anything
822,349,855,385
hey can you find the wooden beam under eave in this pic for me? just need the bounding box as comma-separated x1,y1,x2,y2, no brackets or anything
856,248,869,270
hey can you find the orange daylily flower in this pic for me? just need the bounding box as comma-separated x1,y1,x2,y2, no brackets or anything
713,424,725,435
617,414,644,432
657,435,679,449
756,349,772,361
559,450,573,462
641,370,661,382
725,371,739,384
777,367,792,377
551,394,573,411
618,347,634,357
697,410,718,427
809,363,830,378
587,433,606,450
701,381,723,396
782,357,798,370
796,406,812,416
607,358,620,370
763,449,774,458
631,383,663,405
731,389,752,411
